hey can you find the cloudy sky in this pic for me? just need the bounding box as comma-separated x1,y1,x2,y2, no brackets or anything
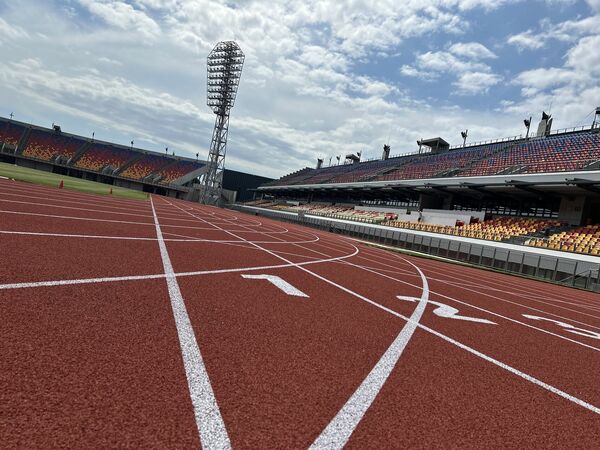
1,0,599,178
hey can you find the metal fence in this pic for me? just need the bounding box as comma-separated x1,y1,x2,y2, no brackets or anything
231,205,600,293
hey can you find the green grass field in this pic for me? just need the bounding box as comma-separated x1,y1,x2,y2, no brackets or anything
0,162,149,200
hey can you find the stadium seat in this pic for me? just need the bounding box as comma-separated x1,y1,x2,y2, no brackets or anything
120,154,170,180
23,129,86,162
76,144,138,172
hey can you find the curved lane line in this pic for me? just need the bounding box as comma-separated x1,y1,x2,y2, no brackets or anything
309,259,429,450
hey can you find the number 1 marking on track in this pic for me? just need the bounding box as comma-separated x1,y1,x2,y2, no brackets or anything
241,274,309,298
397,296,496,325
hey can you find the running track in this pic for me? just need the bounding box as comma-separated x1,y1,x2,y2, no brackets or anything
1,177,599,448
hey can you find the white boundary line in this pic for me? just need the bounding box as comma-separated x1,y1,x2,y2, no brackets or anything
150,197,231,450
224,205,600,421
160,197,430,448
0,248,359,291
309,259,429,449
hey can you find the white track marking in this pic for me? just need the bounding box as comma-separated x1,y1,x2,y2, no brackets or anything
0,189,151,214
522,315,600,340
150,197,231,450
404,312,600,415
342,246,600,334
397,296,496,325
241,274,309,297
0,181,150,210
0,209,155,226
335,256,600,352
159,198,429,449
0,197,153,218
225,207,600,416
310,261,429,450
379,245,600,310
0,246,359,291
0,230,158,241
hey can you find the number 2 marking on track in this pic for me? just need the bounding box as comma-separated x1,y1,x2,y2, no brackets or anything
522,315,600,340
241,274,309,298
397,296,496,325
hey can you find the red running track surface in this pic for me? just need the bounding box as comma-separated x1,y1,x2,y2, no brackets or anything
1,177,599,448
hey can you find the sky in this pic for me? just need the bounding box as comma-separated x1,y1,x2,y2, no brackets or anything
0,0,599,179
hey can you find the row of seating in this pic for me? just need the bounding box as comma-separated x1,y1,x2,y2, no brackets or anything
120,154,169,180
158,160,200,184
378,143,505,182
22,130,85,162
268,130,600,186
249,200,600,257
0,122,26,147
75,144,138,172
0,119,204,184
526,224,600,255
456,133,600,176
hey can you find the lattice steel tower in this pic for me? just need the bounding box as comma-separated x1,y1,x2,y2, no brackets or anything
200,41,245,205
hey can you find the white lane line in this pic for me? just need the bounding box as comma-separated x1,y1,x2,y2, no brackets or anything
0,209,155,226
406,312,600,415
310,261,429,450
230,207,600,417
0,246,359,291
0,189,151,214
159,198,429,448
241,274,309,298
0,230,158,241
150,197,231,450
0,197,152,218
340,257,600,352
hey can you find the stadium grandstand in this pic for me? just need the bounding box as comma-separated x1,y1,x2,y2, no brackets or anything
245,111,600,269
0,116,272,202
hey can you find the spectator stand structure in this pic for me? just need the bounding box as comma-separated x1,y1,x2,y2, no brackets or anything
0,117,206,199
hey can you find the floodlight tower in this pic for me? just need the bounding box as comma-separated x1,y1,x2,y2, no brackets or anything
200,41,245,205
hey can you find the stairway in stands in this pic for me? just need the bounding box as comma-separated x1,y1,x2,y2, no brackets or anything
114,153,144,176
15,127,31,155
67,142,92,166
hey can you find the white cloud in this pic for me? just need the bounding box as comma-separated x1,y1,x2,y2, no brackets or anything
449,42,497,59
0,17,29,42
507,14,600,50
507,30,544,50
586,0,600,12
400,42,501,95
78,0,161,39
0,0,597,178
454,71,502,94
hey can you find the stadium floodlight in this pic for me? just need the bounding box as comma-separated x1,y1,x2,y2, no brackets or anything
9,112,14,120
461,129,468,148
593,107,600,129
200,41,245,205
524,117,532,138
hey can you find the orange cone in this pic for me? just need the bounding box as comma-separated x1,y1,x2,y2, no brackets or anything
58,180,64,189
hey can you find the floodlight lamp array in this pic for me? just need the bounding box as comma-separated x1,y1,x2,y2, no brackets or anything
206,41,245,114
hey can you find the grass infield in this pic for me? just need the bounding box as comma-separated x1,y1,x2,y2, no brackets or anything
0,162,149,200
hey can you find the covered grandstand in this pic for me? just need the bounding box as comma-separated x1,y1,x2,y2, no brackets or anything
244,114,600,287
0,116,273,202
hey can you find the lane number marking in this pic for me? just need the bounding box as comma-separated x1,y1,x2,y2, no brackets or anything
522,315,600,340
241,274,309,298
397,296,496,325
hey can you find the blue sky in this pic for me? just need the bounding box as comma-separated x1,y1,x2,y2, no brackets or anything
0,0,599,178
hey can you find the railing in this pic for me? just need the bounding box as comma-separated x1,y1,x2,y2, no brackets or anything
231,204,600,292
448,135,524,150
